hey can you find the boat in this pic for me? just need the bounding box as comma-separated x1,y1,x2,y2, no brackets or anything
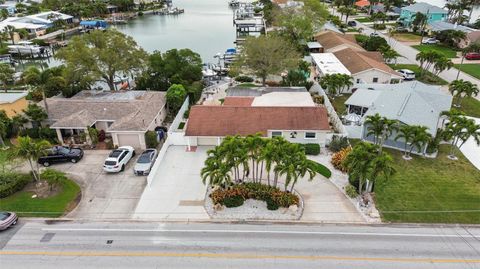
229,0,240,7
222,48,237,61
158,7,184,15
8,41,45,56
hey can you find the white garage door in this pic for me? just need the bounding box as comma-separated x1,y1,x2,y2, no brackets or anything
197,137,218,146
117,133,142,149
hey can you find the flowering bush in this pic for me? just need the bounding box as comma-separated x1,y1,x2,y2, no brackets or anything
331,146,351,172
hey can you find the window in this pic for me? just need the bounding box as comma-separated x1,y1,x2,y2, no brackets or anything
372,77,378,83
305,132,316,139
271,131,282,137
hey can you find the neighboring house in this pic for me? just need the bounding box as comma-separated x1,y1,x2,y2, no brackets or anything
0,11,73,37
0,4,16,15
426,21,480,48
43,91,167,150
134,0,162,4
399,2,447,28
0,92,28,118
311,53,351,78
314,31,364,53
185,89,331,146
333,48,403,84
344,81,452,154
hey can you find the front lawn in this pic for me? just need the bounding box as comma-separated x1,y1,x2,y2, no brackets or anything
355,17,372,23
374,145,480,224
412,44,459,58
454,64,480,80
457,97,480,118
388,64,448,85
392,33,422,42
329,93,351,115
0,179,81,217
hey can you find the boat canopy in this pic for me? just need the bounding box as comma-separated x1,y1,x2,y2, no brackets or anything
80,20,108,28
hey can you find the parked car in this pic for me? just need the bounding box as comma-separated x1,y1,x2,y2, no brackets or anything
38,146,84,167
421,37,439,44
0,212,17,231
347,21,357,27
465,52,480,60
103,146,135,173
133,149,158,176
370,32,380,37
397,69,416,80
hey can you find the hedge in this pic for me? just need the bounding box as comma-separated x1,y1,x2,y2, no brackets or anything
307,160,332,178
0,173,31,198
145,131,159,148
298,143,321,155
235,75,254,83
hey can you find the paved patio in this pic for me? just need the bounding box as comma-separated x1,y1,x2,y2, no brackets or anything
133,146,211,220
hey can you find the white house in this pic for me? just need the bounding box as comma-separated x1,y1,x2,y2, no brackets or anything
311,53,351,78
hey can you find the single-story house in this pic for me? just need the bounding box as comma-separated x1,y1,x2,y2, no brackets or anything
333,48,403,84
307,41,323,53
0,92,28,118
43,90,167,149
314,31,364,53
344,81,452,154
311,52,351,78
185,90,331,146
0,11,73,37
0,4,16,15
399,2,447,28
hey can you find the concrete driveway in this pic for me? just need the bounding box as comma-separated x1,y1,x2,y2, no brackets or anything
52,150,147,220
134,146,210,220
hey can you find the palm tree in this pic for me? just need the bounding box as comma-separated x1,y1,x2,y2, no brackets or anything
368,151,396,191
5,25,16,44
443,115,480,159
201,147,232,187
456,42,480,80
433,56,453,76
449,79,479,107
0,63,14,92
409,126,431,156
0,112,8,148
22,67,66,114
395,125,416,159
365,113,384,145
343,142,378,194
11,136,51,182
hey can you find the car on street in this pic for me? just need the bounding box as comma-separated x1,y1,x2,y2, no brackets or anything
421,37,439,44
133,149,158,176
103,146,135,173
0,212,17,231
38,146,84,167
347,21,356,27
396,69,416,80
370,32,380,37
465,52,480,60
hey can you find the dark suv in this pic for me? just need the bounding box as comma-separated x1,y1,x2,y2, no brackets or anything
38,146,84,167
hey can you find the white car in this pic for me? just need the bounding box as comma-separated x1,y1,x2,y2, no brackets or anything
103,146,135,173
397,69,416,80
133,149,158,176
421,38,439,44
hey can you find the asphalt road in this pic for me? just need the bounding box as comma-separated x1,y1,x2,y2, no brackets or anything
0,220,479,269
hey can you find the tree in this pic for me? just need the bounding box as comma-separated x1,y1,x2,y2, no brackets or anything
365,113,398,151
23,103,47,128
12,136,51,182
234,35,299,86
11,114,28,136
436,30,467,48
41,168,67,191
394,125,416,159
343,142,377,194
22,66,66,112
456,42,480,80
415,50,443,75
0,110,10,147
443,115,480,159
55,29,147,91
449,79,480,107
0,9,9,21
432,56,453,76
166,84,187,116
319,73,353,96
412,12,427,33
379,45,401,64
0,64,14,92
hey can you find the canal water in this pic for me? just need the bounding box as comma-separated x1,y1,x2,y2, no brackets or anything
115,0,241,63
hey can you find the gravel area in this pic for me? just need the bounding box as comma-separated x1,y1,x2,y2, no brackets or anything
204,188,304,220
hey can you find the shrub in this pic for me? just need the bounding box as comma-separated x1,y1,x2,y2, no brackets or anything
311,94,324,104
183,109,190,119
266,198,279,210
331,146,351,172
328,135,349,153
106,139,114,149
307,160,332,178
303,143,320,155
235,76,254,83
41,169,67,190
0,173,31,198
39,127,57,142
145,130,159,148
31,39,48,46
178,122,185,130
20,128,39,139
265,81,280,87
364,36,388,51
138,11,144,16
345,184,358,198
223,195,245,208
98,130,106,142
348,175,359,191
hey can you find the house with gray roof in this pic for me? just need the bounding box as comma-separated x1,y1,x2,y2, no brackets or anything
44,90,167,149
344,81,452,154
399,2,447,28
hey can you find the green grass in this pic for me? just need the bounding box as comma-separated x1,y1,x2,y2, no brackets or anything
356,17,372,23
0,179,81,217
412,44,459,58
375,145,480,224
454,64,480,80
329,94,351,115
237,83,260,88
388,64,448,85
392,33,422,42
308,160,332,179
457,97,480,118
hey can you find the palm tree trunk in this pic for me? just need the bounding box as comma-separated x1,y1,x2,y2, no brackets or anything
0,135,5,147
259,161,264,183
273,172,278,188
267,168,270,186
28,159,39,182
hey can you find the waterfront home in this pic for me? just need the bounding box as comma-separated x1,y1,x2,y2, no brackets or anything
0,92,28,118
344,81,452,154
314,31,363,53
185,90,331,146
43,91,167,150
333,48,403,84
0,11,73,38
310,53,351,78
0,3,16,15
399,2,447,28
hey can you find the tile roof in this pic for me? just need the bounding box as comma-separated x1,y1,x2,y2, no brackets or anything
314,31,363,51
402,2,447,14
223,97,254,106
0,92,27,104
333,48,401,76
46,91,166,131
185,106,330,137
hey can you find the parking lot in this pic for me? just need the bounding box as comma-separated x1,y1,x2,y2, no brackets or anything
53,150,147,220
